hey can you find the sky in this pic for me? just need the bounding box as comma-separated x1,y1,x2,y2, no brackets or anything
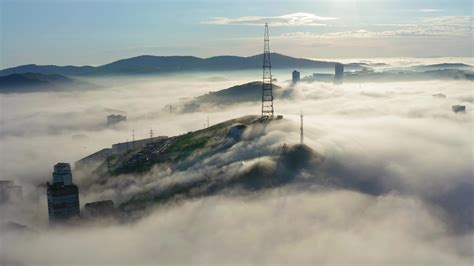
0,0,473,68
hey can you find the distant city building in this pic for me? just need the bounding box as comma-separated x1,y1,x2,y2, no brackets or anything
292,70,300,84
47,163,80,222
84,200,116,218
334,63,344,84
452,105,466,113
107,114,127,126
0,180,22,204
465,73,474,80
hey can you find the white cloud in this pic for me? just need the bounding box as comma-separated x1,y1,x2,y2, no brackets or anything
0,71,473,264
2,190,473,265
203,13,337,27
279,16,473,39
418,9,442,13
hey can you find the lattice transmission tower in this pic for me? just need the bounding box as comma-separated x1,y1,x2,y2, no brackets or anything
261,23,274,118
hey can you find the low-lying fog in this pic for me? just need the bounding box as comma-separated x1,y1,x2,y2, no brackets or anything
0,63,473,265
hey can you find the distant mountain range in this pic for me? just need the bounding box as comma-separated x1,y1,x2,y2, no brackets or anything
0,73,92,93
0,53,351,76
2,53,471,78
0,65,95,76
413,63,473,71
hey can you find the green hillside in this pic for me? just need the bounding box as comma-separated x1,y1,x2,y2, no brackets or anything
87,115,324,213
181,82,286,112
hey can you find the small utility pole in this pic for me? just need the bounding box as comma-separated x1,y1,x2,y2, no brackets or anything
165,104,173,113
150,128,154,139
300,112,304,145
132,129,135,149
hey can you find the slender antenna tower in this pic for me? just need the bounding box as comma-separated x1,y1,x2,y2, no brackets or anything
132,129,135,149
166,104,173,113
150,128,154,139
300,112,304,145
261,22,274,118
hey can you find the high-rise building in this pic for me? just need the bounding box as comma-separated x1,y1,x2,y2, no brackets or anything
334,63,344,84
52,163,73,185
292,70,300,84
47,163,80,222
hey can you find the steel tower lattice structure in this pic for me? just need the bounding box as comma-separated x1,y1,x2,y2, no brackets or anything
261,23,274,118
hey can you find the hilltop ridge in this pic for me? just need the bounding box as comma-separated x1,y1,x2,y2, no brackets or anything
77,115,325,214
0,72,93,93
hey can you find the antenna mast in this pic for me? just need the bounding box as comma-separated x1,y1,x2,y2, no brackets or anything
132,129,135,149
300,112,304,145
261,22,274,118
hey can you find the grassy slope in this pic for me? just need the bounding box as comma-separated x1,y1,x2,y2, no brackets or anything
103,115,260,177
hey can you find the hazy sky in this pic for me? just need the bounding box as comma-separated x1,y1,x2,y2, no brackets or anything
1,0,473,68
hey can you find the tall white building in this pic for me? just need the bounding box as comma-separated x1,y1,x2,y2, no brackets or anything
47,163,80,222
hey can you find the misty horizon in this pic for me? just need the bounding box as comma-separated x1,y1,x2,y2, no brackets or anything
2,53,474,70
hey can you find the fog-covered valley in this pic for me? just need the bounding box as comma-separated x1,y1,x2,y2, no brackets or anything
0,61,473,265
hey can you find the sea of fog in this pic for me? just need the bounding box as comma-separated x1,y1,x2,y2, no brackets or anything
311,56,474,68
0,62,473,265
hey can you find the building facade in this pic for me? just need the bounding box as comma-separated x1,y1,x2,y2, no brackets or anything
292,70,300,84
52,163,73,185
47,163,80,222
334,63,344,84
